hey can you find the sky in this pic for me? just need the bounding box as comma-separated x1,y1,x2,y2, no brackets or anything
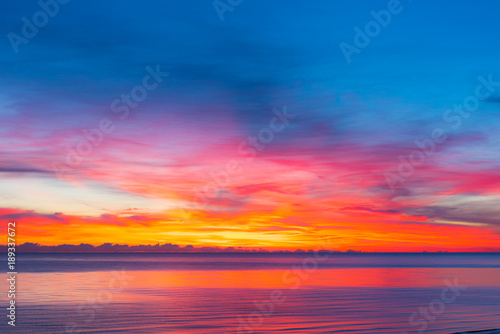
1,0,500,251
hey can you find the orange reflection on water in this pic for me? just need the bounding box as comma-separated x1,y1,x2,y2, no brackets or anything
135,267,500,289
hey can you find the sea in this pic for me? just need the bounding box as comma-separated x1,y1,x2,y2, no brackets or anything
1,252,499,333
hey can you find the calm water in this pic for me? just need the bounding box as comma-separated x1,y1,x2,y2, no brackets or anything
1,253,499,333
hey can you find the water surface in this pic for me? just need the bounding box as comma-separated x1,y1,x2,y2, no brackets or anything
1,253,499,333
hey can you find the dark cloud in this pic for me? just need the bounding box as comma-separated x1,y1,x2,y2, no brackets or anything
0,211,66,222
404,205,500,227
340,206,399,214
0,242,339,253
0,164,52,174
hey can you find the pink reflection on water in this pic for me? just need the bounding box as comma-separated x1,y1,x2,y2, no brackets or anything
9,267,500,305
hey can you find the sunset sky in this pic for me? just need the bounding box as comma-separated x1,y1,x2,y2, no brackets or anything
1,0,500,251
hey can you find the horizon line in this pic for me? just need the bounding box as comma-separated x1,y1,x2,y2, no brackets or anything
2,242,500,253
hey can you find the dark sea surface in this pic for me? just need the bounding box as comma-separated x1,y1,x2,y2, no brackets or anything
1,253,499,333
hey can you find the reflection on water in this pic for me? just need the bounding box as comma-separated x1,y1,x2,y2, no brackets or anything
1,253,499,333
